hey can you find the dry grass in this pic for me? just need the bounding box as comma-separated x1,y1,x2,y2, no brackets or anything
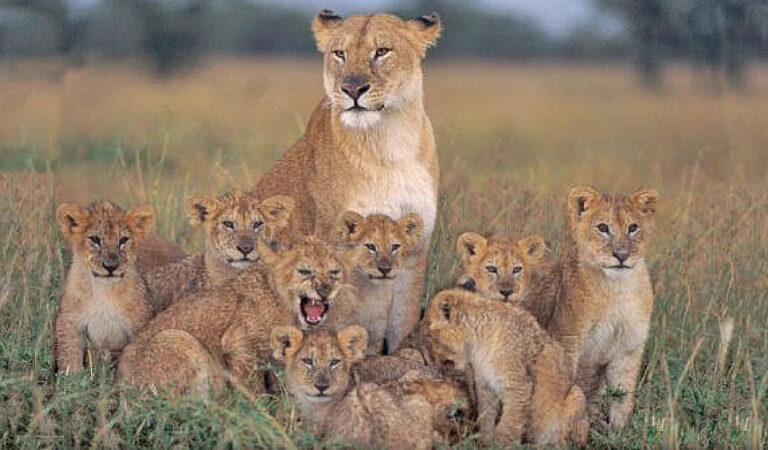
0,57,766,447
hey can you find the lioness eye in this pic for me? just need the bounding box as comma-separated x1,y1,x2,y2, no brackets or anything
512,266,522,274
223,220,235,230
301,358,314,367
391,243,401,252
375,47,390,58
333,50,345,60
329,358,341,368
119,236,129,247
252,220,264,231
628,223,639,234
597,223,610,234
485,265,497,274
89,236,101,246
365,243,377,253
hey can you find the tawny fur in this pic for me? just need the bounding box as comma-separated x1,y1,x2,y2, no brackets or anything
271,326,467,448
424,289,589,446
142,190,294,311
533,186,658,430
117,236,360,395
254,11,442,351
337,211,423,354
54,200,156,374
135,235,187,271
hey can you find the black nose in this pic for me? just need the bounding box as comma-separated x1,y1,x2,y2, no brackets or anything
378,263,392,276
613,249,630,263
102,259,119,274
341,76,370,100
314,379,330,393
237,242,254,256
499,288,513,299
316,284,333,299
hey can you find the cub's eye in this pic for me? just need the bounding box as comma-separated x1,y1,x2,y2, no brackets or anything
512,265,522,274
89,236,101,246
252,220,264,231
391,243,401,252
329,269,341,277
222,220,235,230
375,47,390,58
333,50,345,60
596,223,610,234
329,358,341,368
298,268,313,277
301,357,314,367
365,243,377,253
485,265,497,274
628,223,639,234
119,237,129,248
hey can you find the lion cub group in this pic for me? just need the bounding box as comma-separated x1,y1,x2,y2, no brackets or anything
54,185,657,447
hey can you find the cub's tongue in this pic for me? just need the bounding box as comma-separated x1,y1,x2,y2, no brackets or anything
304,301,325,323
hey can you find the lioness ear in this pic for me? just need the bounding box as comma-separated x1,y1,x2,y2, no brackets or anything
456,232,487,265
188,195,220,226
270,326,304,363
406,12,441,56
312,9,343,52
337,211,366,243
399,213,423,243
56,203,90,239
337,325,368,362
568,185,601,221
519,235,547,262
259,195,295,229
126,204,155,239
630,188,659,216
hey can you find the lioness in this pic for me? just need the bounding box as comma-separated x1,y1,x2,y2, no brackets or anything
255,10,441,351
54,200,155,373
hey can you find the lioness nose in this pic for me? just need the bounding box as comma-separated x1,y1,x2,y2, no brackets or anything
613,248,630,263
237,241,254,256
341,76,370,100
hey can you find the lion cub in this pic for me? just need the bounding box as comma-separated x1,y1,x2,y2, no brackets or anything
55,201,156,373
542,186,658,430
455,233,549,304
117,236,359,394
337,211,423,354
271,326,467,449
424,289,589,446
143,190,294,310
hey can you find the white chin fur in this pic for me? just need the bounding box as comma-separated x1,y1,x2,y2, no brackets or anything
340,110,382,129
230,260,253,270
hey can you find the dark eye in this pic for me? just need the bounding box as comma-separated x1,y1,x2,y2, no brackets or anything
298,268,313,277
375,47,390,58
365,243,377,253
597,223,610,234
485,265,497,274
512,266,522,274
89,235,101,246
628,223,639,234
329,358,341,368
301,357,314,367
391,243,401,252
252,220,264,231
119,236,129,247
329,269,341,277
223,220,235,230
333,50,345,60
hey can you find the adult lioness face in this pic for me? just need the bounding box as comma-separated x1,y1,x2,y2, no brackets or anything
312,10,441,129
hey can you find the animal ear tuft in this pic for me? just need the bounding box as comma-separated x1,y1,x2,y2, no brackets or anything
456,232,486,265
337,211,366,243
630,188,659,216
520,235,547,261
126,204,155,238
399,213,424,242
270,326,303,363
406,12,442,56
567,185,601,221
312,9,344,51
56,203,90,238
337,325,368,362
259,195,295,229
187,195,220,226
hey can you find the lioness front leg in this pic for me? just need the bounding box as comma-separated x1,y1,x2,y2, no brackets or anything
604,346,644,430
386,250,426,352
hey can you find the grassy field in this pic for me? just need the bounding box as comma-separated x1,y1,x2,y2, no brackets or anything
1,57,767,448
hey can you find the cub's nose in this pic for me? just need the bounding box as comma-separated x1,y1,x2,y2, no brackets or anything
377,263,392,276
237,241,254,256
341,76,370,100
613,248,630,263
102,255,119,274
316,283,333,299
314,377,330,394
499,288,513,299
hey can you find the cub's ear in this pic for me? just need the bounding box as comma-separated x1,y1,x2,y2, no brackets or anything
56,203,90,239
630,188,659,216
568,185,601,221
337,325,368,362
456,232,487,265
126,204,155,239
399,213,424,243
337,211,366,243
429,291,455,324
270,326,304,363
312,9,344,52
406,12,441,56
187,195,220,226
259,195,295,229
519,235,547,262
